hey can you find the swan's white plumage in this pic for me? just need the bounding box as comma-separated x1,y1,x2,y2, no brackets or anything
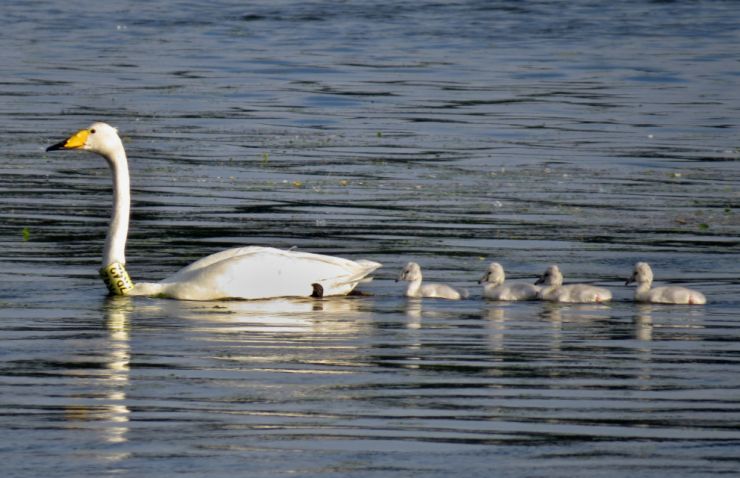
627,262,706,305
479,262,540,301
535,265,612,303
397,262,464,300
47,122,381,300
132,246,379,300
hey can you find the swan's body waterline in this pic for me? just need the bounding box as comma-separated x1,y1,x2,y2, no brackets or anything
46,122,381,300
627,262,706,305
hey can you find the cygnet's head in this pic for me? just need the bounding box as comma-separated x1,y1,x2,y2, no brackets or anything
480,262,505,285
626,261,654,286
47,122,124,160
397,262,422,282
535,265,563,286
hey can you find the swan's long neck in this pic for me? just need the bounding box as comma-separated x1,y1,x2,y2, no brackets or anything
406,278,422,298
488,276,504,287
634,280,652,301
103,148,130,268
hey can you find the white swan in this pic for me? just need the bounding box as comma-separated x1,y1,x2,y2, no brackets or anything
46,122,381,300
479,262,540,301
535,265,612,303
396,262,464,300
626,262,706,305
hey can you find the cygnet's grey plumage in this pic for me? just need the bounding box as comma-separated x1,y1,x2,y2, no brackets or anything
626,262,706,305
535,265,612,303
479,262,540,301
397,262,464,300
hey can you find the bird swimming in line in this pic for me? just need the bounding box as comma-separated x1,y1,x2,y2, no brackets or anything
46,122,381,300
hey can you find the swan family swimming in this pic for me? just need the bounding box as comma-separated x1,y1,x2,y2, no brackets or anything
396,261,705,304
45,123,708,305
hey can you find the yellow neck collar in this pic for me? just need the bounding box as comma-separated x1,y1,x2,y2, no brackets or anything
99,262,134,295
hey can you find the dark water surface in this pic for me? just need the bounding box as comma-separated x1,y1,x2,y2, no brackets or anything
1,1,740,476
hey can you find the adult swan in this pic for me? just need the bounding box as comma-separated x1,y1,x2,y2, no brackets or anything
46,122,381,300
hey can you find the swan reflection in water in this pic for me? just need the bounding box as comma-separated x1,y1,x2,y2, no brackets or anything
634,304,655,342
137,296,373,335
484,306,507,354
63,296,371,460
405,298,423,328
63,298,133,464
481,303,612,356
103,300,131,446
130,296,375,380
632,303,706,342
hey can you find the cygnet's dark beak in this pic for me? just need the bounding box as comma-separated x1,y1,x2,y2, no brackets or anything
534,276,544,285
625,274,635,286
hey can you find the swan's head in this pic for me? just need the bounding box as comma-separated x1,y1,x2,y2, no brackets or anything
626,261,653,286
480,262,505,285
396,262,422,282
46,122,124,160
535,265,562,286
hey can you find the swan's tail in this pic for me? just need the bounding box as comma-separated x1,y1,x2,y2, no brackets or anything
321,260,383,297
354,260,383,283
343,260,383,285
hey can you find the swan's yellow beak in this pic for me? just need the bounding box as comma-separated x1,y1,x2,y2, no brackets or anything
46,129,90,151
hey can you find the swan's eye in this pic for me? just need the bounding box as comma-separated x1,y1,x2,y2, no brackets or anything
90,129,96,134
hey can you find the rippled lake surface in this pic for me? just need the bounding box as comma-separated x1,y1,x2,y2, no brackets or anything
2,1,740,476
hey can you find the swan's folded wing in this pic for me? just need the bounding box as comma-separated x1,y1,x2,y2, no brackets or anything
174,246,278,274
648,285,705,304
159,247,381,300
565,284,612,302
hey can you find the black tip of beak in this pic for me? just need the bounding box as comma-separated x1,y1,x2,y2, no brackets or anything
534,278,543,285
625,279,632,286
46,141,66,152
